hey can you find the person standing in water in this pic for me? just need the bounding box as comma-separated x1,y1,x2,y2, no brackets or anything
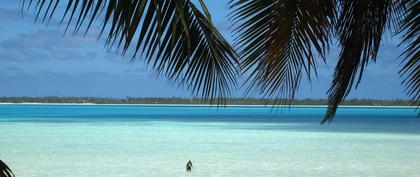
186,160,193,172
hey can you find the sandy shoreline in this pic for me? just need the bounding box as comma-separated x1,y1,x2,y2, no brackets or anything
0,102,416,108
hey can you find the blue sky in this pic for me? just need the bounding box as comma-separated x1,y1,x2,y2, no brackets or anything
0,0,409,99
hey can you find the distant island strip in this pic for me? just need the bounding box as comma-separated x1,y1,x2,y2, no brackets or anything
0,97,412,106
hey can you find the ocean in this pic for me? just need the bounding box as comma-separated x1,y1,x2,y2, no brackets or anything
0,104,419,177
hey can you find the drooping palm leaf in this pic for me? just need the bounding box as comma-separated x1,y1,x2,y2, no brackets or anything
0,160,15,177
230,0,335,104
398,0,419,107
323,0,397,123
21,0,418,123
24,0,239,103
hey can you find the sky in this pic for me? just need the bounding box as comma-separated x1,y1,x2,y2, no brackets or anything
0,0,409,99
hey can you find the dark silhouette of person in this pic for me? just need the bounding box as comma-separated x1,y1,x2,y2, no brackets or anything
186,160,193,172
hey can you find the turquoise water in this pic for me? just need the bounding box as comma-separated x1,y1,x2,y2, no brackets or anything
0,104,419,177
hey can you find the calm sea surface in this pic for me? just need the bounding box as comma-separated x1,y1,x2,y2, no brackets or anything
0,104,419,177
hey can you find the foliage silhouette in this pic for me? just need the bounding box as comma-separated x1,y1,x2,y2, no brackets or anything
22,0,419,123
0,160,15,177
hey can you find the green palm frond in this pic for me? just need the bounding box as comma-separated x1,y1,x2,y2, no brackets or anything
24,0,239,103
21,0,418,123
230,0,336,104
0,160,15,177
398,0,419,107
323,0,397,124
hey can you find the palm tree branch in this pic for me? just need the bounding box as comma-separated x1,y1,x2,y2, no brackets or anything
24,0,239,103
324,0,396,123
397,0,419,106
0,160,15,177
230,0,335,105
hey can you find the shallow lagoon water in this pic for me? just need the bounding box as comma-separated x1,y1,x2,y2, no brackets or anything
0,104,419,177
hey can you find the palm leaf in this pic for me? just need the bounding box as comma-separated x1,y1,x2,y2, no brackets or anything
24,0,239,103
230,0,335,104
397,0,419,107
0,160,15,177
323,0,398,123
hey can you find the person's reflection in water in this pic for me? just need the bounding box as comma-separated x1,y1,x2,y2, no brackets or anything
186,160,193,173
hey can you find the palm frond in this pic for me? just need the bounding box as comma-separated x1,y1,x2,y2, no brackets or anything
230,0,335,104
0,160,15,177
323,0,396,123
24,0,239,103
398,0,419,107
